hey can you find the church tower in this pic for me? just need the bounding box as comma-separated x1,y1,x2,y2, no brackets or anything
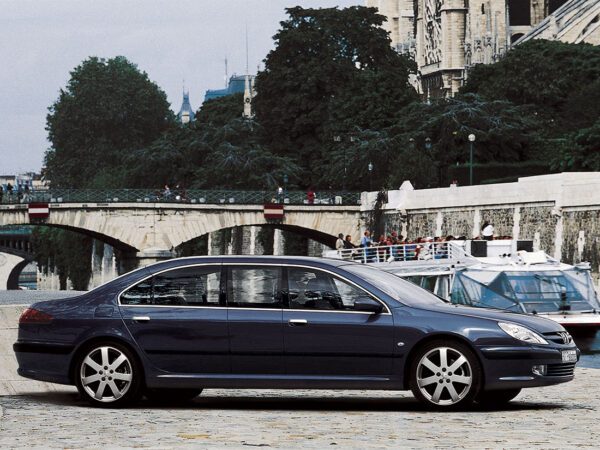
177,89,195,124
242,75,254,119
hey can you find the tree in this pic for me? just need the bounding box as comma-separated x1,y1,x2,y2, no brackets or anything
383,94,545,187
551,119,600,171
254,6,417,187
45,56,174,188
462,40,600,134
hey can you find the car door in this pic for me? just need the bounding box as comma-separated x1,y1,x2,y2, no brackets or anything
283,266,395,377
226,265,284,374
119,264,229,374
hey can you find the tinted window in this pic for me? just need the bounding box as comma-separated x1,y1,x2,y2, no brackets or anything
153,266,222,306
121,278,153,305
287,267,372,311
228,267,282,308
120,266,222,306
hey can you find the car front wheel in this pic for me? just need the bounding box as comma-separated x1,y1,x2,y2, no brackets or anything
75,342,143,407
409,340,482,409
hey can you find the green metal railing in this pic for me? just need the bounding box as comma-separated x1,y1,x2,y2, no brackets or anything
0,189,362,206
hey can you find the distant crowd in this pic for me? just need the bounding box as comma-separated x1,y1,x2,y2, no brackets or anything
336,221,500,262
0,183,32,204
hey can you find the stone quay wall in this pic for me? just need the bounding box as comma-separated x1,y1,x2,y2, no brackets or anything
360,173,600,272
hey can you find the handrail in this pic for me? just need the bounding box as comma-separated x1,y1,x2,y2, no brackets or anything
325,241,470,264
0,189,361,206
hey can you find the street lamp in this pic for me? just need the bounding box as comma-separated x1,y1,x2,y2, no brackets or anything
468,134,476,186
283,173,288,200
368,161,373,192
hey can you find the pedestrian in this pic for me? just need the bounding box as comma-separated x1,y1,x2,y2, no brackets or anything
163,184,171,200
0,187,3,204
481,221,494,241
335,233,345,257
276,186,284,203
344,235,354,249
307,187,315,205
6,182,13,202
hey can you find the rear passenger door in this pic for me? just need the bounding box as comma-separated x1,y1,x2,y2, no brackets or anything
120,265,229,374
226,265,285,374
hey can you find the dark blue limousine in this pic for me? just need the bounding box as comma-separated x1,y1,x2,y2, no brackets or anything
14,256,579,408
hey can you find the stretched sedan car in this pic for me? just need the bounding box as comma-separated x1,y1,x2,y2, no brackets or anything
14,256,579,409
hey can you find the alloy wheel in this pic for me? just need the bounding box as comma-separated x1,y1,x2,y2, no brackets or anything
79,345,133,403
416,346,473,406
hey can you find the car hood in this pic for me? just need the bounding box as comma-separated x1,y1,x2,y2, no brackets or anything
416,303,565,333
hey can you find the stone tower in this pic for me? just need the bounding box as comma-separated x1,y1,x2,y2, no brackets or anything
369,0,579,97
177,90,195,124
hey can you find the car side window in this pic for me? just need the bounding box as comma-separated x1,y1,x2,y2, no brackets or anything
120,266,222,306
120,279,153,305
287,268,368,311
228,266,282,308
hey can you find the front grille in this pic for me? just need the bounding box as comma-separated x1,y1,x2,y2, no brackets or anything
543,331,572,345
547,363,576,377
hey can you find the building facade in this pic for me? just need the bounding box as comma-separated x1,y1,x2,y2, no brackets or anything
368,0,600,97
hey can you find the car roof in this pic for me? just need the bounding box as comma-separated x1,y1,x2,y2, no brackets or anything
142,255,356,273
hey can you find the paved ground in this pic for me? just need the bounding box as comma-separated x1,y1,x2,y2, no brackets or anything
0,368,598,449
0,290,84,305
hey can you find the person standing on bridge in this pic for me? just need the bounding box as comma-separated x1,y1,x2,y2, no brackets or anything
276,186,284,203
6,183,13,203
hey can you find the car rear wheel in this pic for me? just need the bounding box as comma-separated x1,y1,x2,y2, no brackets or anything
75,342,142,407
145,388,202,404
409,340,482,409
476,388,521,407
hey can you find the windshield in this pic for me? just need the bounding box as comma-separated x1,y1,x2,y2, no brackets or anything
451,268,600,313
343,264,446,307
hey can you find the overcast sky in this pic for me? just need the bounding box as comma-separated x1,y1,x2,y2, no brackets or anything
0,0,360,175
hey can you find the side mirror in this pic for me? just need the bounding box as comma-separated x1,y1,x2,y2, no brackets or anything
354,296,383,314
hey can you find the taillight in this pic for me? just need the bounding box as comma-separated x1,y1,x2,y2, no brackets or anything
19,308,53,325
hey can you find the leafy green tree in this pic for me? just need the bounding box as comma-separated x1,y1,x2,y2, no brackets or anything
551,119,600,171
254,6,417,187
382,94,545,187
462,40,600,134
195,92,244,127
45,56,174,188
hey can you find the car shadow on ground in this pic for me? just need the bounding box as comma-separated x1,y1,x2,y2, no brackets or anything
3,391,579,413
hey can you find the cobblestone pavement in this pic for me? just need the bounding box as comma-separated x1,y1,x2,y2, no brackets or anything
0,369,598,449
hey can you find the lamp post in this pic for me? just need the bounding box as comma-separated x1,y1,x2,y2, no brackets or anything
468,133,476,186
368,161,373,192
334,134,354,191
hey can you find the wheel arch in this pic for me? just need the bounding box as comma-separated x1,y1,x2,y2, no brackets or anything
402,332,486,390
68,335,145,385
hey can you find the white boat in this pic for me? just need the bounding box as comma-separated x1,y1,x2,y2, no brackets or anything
325,240,600,336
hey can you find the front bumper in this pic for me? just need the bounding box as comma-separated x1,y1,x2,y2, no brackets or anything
478,345,580,391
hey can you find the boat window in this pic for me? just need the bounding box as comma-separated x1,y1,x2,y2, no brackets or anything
451,271,519,311
451,268,598,313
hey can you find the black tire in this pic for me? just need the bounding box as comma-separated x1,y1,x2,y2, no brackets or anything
476,388,521,407
145,388,202,404
75,341,143,408
409,339,482,409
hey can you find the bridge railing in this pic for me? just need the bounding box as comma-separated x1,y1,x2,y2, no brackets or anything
0,189,362,206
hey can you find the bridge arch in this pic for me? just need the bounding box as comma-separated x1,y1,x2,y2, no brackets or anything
0,204,362,256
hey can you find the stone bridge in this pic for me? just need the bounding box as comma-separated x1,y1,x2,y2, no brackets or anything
0,202,363,264
0,228,33,290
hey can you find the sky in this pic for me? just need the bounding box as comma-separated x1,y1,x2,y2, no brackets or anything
0,0,360,175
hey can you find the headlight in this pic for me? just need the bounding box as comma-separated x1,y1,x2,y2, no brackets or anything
498,322,548,345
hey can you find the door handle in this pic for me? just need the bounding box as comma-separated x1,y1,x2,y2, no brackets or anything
288,319,308,326
132,316,150,322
